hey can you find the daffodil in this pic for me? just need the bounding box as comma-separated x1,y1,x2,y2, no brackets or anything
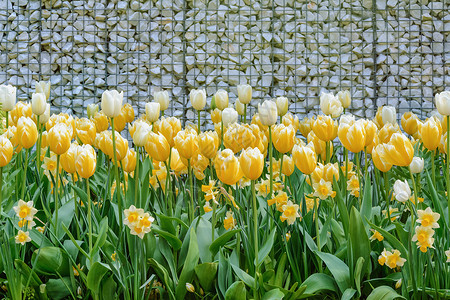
412,226,435,253
446,249,450,263
280,200,300,225
369,229,384,242
13,200,37,221
313,179,333,200
417,207,440,229
347,175,360,197
224,210,236,230
267,191,288,212
15,230,31,245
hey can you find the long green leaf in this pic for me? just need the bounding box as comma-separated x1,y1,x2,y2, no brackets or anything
300,273,338,295
87,262,110,296
152,226,182,251
258,228,276,266
367,286,405,300
349,207,370,280
314,251,351,293
175,228,199,299
209,229,241,257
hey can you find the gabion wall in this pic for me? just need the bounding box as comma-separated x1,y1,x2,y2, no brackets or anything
0,0,448,125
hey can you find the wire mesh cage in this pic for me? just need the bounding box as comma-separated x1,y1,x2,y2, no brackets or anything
0,0,448,126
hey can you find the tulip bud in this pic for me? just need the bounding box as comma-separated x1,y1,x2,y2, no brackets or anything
75,118,97,145
420,117,442,151
337,90,351,108
239,147,264,180
299,116,314,138
92,111,109,132
132,121,151,147
101,90,123,118
0,136,13,167
276,97,289,116
154,117,181,147
409,157,424,174
0,85,16,111
401,112,419,137
339,114,355,125
87,104,99,119
174,128,199,160
122,148,136,173
222,108,238,127
372,144,392,173
281,155,295,177
272,124,295,154
211,108,222,124
122,103,135,123
61,143,79,174
312,115,338,142
258,100,278,126
393,179,411,202
235,99,245,116
75,144,97,178
198,131,219,159
292,143,317,175
237,84,252,104
214,149,242,185
320,92,343,118
338,119,366,153
154,90,170,111
186,283,195,293
435,91,450,116
35,81,51,100
383,133,414,167
146,132,171,162
395,279,402,289
17,116,38,149
40,104,51,124
190,89,206,111
145,102,160,123
48,123,72,155
381,106,396,125
213,89,228,111
31,92,47,116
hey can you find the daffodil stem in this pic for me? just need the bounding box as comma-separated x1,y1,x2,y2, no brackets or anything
111,118,123,235
279,154,284,183
87,178,92,256
54,154,60,227
188,159,194,223
269,125,273,198
197,110,201,134
244,104,247,124
135,146,140,206
408,166,418,206
251,180,259,300
447,115,450,225
344,148,348,204
364,146,368,179
431,150,436,187
72,174,80,240
21,149,29,201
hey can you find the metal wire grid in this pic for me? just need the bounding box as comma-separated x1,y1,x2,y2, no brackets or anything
0,0,448,126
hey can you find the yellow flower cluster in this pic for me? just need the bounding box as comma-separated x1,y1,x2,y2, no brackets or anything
13,200,38,245
123,205,155,239
412,207,440,253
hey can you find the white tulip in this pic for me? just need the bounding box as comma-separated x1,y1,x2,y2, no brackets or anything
276,97,289,116
339,114,355,125
35,81,51,100
435,91,450,116
381,106,396,125
409,157,424,174
154,90,169,111
101,90,123,118
337,90,351,108
31,92,47,116
235,99,245,116
258,100,278,126
132,120,151,147
320,92,343,118
190,89,206,111
87,104,98,119
40,104,51,124
0,85,16,111
145,102,160,123
393,179,411,202
222,107,238,127
215,89,229,110
237,84,252,104
430,110,443,122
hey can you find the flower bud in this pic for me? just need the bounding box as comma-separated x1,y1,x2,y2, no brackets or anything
154,90,170,111
92,111,109,132
281,155,295,177
292,143,317,175
235,99,245,116
258,100,278,126
382,133,414,167
214,89,229,110
435,91,450,116
409,157,424,174
381,106,396,125
122,103,135,123
31,92,47,116
393,179,411,202
40,104,51,124
174,128,199,160
198,131,219,159
338,119,366,153
101,90,123,118
75,118,97,145
211,108,221,124
186,283,195,293
122,148,136,173
132,120,150,147
61,143,79,174
237,84,252,104
190,89,206,111
145,102,160,123
312,115,338,142
222,107,238,127
214,149,242,185
35,81,51,100
87,104,99,119
48,123,72,155
320,92,343,118
276,97,289,116
239,147,264,180
154,117,181,147
401,112,419,137
272,124,295,154
0,136,13,167
75,144,97,178
17,116,38,149
145,132,170,162
0,85,16,111
372,144,392,173
337,90,351,108
420,117,442,151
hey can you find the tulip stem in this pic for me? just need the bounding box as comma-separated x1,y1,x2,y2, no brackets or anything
384,172,391,223
447,115,450,224
87,178,92,256
188,159,194,223
309,174,322,273
0,167,2,214
431,150,436,187
279,154,284,183
251,180,259,300
197,111,201,134
135,146,140,206
36,116,41,177
269,125,273,198
164,161,172,216
243,104,247,124
21,149,29,201
54,154,60,228
5,111,8,128
356,151,362,207
408,166,419,206
325,141,330,164
344,148,348,204
220,120,224,149
111,118,123,236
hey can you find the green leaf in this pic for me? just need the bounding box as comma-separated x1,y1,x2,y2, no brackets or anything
274,253,287,287
341,288,357,300
225,281,246,300
314,251,351,293
54,199,76,240
349,207,370,280
425,171,447,228
148,258,175,299
14,259,43,287
86,262,111,296
334,180,349,235
354,257,365,296
367,286,406,300
152,226,182,251
366,220,408,256
195,262,218,292
230,261,255,288
196,217,213,263
92,217,109,255
209,229,241,257
176,228,200,299
100,274,117,300
262,288,284,300
32,247,70,276
156,213,176,235
46,277,73,300
360,172,373,228
300,273,338,295
258,228,276,266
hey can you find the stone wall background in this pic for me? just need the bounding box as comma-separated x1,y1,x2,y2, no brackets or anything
0,0,448,126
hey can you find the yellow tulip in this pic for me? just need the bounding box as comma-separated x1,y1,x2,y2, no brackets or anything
17,116,38,149
420,117,442,151
282,113,299,133
299,116,314,138
198,131,219,159
169,148,187,174
3,126,21,153
145,132,170,162
75,144,97,178
373,106,384,129
0,136,13,167
215,149,243,185
192,153,209,172
154,116,181,147
323,162,339,182
122,103,135,123
382,133,414,167
76,118,96,145
211,108,222,124
174,128,199,161
113,111,127,132
48,123,71,155
338,119,366,153
92,111,109,132
281,155,295,176
223,123,255,154
312,115,337,142
292,143,316,175
307,131,331,160
46,113,75,139
61,143,79,174
401,112,420,137
378,123,401,144
272,124,295,154
10,102,32,126
122,148,136,173
239,147,264,180
101,131,128,161
362,120,378,147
